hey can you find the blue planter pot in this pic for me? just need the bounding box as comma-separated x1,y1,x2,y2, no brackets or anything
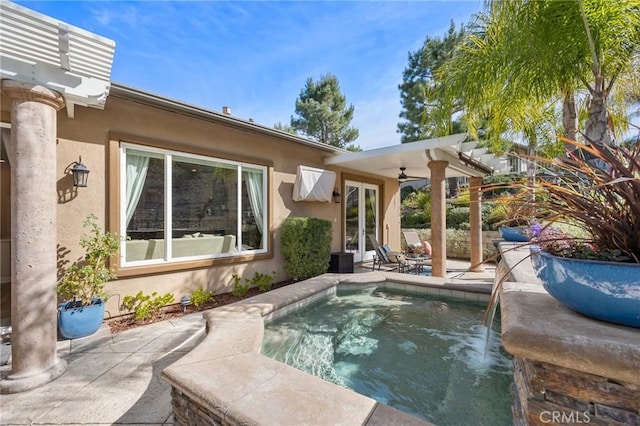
531,249,640,328
499,226,530,242
58,299,106,339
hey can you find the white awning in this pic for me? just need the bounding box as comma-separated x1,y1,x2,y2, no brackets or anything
292,165,336,202
0,2,115,118
324,134,510,179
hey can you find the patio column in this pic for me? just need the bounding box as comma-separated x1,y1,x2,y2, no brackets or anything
428,160,448,278
0,80,67,393
468,176,485,272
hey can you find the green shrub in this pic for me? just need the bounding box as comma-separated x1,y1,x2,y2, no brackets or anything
482,174,519,199
415,190,431,210
401,192,418,209
191,288,215,308
250,271,277,292
231,274,250,298
121,290,175,321
400,186,414,203
446,206,470,230
57,214,120,306
280,217,332,280
451,188,470,207
446,229,471,259
401,211,429,228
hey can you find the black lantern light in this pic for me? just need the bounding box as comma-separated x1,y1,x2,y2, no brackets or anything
332,188,341,204
71,156,90,187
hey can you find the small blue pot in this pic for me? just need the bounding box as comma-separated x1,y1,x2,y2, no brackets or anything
499,226,530,242
58,298,106,339
531,249,640,328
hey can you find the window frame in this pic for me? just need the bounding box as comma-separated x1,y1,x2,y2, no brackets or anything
109,137,272,277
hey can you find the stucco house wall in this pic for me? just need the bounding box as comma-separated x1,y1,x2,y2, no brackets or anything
1,84,400,320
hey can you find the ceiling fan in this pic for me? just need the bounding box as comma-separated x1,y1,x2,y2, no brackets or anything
397,167,423,181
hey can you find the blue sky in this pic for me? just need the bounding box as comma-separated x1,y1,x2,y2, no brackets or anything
16,1,484,149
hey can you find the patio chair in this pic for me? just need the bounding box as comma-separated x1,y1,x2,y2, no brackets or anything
402,231,432,258
367,234,412,272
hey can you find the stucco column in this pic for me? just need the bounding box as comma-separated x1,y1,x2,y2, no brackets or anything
428,160,448,278
0,80,67,393
468,176,485,272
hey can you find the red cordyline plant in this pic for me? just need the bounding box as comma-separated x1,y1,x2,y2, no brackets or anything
480,138,640,326
508,137,640,263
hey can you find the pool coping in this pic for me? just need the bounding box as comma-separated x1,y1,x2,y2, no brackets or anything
161,271,492,426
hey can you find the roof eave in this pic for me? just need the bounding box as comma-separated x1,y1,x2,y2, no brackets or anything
109,83,347,155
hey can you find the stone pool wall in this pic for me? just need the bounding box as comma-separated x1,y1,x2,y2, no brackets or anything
513,357,640,425
498,243,640,426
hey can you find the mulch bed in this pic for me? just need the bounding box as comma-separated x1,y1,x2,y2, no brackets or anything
108,280,295,334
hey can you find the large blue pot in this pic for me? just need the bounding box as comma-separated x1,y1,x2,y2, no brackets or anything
58,299,106,339
499,226,530,242
531,249,640,328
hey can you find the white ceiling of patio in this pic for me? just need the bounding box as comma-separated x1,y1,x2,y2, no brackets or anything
324,134,511,179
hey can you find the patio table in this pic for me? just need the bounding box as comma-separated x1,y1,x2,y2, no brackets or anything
405,257,428,274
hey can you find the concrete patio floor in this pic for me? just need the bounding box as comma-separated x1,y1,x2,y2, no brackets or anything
0,259,495,425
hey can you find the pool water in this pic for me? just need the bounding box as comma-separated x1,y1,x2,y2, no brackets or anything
261,287,513,426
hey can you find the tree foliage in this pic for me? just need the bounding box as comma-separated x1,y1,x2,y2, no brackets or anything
291,73,359,149
273,121,297,135
398,21,467,142
440,0,640,150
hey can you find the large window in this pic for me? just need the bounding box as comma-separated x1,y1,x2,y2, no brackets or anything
121,144,267,266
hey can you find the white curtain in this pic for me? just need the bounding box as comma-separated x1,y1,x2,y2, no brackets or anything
1,128,13,165
244,170,264,234
125,153,150,227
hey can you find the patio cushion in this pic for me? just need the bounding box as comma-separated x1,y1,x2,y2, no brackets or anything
379,245,392,263
423,241,432,256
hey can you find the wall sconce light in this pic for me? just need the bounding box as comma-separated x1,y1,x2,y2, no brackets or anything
70,156,90,187
332,188,341,204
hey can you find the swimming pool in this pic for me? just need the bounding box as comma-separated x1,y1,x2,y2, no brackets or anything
262,286,513,426
163,272,511,425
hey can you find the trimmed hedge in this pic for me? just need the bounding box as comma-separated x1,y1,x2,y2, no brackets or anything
280,217,332,280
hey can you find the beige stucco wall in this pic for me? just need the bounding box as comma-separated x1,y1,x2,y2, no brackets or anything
1,91,400,320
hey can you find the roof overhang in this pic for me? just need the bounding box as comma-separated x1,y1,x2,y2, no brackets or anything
0,1,115,118
109,84,346,155
324,134,511,179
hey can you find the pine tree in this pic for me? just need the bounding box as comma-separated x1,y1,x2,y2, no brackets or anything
397,21,467,143
291,73,359,149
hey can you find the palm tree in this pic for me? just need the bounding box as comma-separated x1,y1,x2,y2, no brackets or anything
440,0,640,151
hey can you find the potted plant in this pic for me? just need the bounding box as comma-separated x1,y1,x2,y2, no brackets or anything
57,214,120,339
517,138,640,328
489,192,543,242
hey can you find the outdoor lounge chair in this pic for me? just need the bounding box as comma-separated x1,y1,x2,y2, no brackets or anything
368,234,414,273
402,231,432,258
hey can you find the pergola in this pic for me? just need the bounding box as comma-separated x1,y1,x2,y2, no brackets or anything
325,134,510,277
